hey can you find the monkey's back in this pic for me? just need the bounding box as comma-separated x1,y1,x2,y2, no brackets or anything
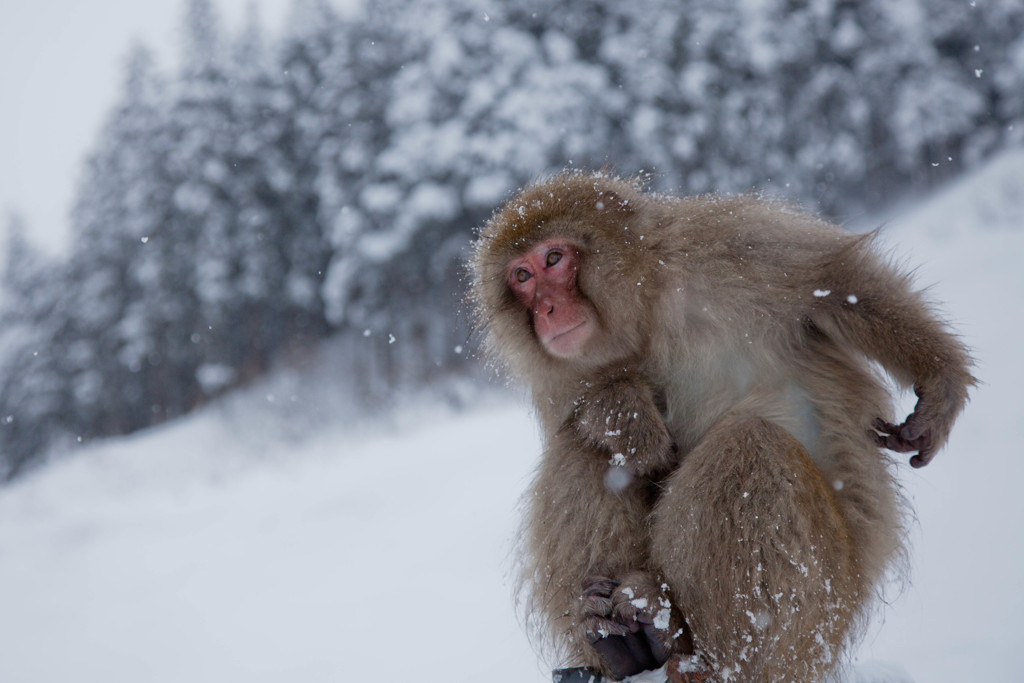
641,196,905,601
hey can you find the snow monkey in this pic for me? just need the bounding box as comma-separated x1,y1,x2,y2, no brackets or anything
469,172,974,682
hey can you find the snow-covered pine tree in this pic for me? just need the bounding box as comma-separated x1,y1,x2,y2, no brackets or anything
208,2,294,387
0,216,70,479
63,44,175,436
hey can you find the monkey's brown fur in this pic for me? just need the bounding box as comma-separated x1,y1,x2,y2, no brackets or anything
470,172,973,681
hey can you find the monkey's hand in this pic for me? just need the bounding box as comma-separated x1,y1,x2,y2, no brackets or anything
573,375,677,478
579,574,682,680
872,382,966,468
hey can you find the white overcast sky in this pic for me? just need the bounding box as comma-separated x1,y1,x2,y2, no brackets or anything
0,0,297,255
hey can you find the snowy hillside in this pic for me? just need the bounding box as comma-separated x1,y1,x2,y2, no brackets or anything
1,150,1023,683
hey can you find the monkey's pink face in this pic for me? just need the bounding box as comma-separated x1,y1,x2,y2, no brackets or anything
508,240,596,359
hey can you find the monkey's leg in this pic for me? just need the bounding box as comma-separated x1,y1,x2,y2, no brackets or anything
650,415,857,682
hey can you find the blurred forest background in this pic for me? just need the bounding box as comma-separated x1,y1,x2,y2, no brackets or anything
2,0,1023,479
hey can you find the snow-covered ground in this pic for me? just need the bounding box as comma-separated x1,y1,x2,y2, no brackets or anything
1,151,1023,683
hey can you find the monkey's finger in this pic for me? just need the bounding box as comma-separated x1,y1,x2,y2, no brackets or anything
585,616,631,640
874,426,933,452
583,595,615,617
583,576,620,597
610,602,643,631
640,622,673,666
909,448,936,469
873,427,936,465
872,431,917,452
872,417,901,435
608,587,632,610
610,594,646,631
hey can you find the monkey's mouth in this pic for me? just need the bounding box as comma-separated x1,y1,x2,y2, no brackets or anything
542,320,592,357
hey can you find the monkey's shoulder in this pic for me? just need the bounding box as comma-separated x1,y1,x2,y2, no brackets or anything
651,196,858,262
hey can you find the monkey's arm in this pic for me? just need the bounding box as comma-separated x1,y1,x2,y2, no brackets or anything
526,430,679,678
809,241,975,467
570,368,676,478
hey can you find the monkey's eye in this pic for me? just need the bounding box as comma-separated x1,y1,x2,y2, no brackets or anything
515,268,532,283
545,251,562,267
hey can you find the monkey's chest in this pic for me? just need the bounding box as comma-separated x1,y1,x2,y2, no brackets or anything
659,354,823,464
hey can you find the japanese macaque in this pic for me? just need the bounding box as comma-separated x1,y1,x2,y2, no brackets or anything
469,172,974,682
